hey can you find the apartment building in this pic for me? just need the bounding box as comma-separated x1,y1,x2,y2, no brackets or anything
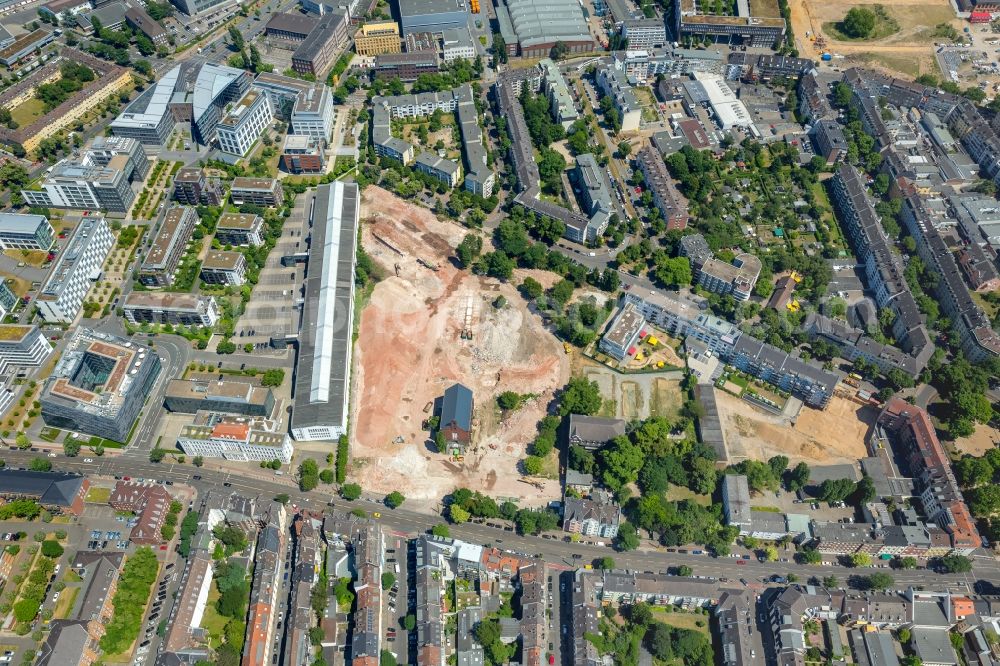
242,519,285,666
216,88,273,157
621,18,666,49
290,84,335,139
138,206,197,287
415,151,463,187
595,64,642,132
0,213,54,251
0,326,52,375
230,178,283,207
178,418,293,463
636,144,689,230
40,329,161,442
173,167,223,206
200,251,247,286
722,474,752,531
110,481,172,544
598,300,646,360
36,216,114,323
354,20,401,56
122,293,220,328
563,493,620,538
875,398,982,554
680,233,761,301
216,213,265,247
124,6,167,44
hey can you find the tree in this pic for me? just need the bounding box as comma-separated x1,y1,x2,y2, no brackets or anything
867,572,894,591
676,565,693,577
568,445,595,473
261,369,285,387
559,377,602,416
819,478,857,504
228,26,245,50
448,504,470,524
654,257,692,288
822,575,838,588
786,462,810,491
850,552,872,568
456,234,483,267
615,522,640,551
937,554,972,573
763,546,779,562
341,483,362,500
617,140,632,158
430,524,450,538
29,458,51,472
381,572,396,590
842,6,877,38
380,650,397,666
768,455,789,479
596,556,615,569
497,391,523,411
15,433,30,450
319,469,335,484
384,491,405,509
299,459,319,491
149,447,166,463
897,556,917,570
519,276,543,299
523,455,544,475
403,614,416,631
192,456,204,467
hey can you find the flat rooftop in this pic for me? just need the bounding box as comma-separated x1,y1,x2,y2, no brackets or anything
217,212,261,230
142,207,192,271
0,213,49,234
0,325,34,343
123,292,209,311
220,89,263,127
202,251,243,271
398,0,464,17
231,177,279,191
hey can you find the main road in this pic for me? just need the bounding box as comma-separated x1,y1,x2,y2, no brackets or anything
2,451,994,592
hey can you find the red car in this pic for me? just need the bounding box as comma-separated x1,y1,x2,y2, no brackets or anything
548,656,555,665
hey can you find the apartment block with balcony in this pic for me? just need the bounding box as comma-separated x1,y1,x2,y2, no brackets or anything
122,293,220,328
138,206,197,287
230,178,282,207
172,167,223,206
200,251,247,286
215,213,265,247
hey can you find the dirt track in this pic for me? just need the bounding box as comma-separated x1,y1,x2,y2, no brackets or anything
350,188,569,503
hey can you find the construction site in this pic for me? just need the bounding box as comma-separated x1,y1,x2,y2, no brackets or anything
349,188,569,504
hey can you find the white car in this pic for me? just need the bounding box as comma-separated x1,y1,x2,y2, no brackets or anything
47,453,56,458
83,458,94,463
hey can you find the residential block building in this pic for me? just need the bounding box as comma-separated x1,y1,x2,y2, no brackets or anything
109,481,172,544
415,151,463,187
636,144,689,230
138,206,197,287
200,251,247,286
216,213,265,247
173,167,223,206
621,18,666,49
230,178,283,207
563,493,620,538
122,293,221,328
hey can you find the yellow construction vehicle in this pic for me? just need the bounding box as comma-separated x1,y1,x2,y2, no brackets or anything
563,342,573,354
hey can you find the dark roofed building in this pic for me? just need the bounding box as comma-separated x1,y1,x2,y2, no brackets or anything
439,383,473,449
264,11,319,40
0,469,88,515
125,6,168,45
567,414,625,450
36,620,103,666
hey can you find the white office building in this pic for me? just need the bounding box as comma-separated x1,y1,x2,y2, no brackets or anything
441,27,475,61
0,214,55,251
36,216,114,323
177,419,294,464
0,326,53,375
290,84,335,140
621,19,666,50
216,88,274,157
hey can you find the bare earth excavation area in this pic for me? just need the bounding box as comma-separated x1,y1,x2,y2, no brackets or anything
715,390,874,465
350,188,570,503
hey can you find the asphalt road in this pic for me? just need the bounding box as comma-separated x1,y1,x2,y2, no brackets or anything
2,451,995,594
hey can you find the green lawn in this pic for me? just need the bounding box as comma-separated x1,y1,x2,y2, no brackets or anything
649,609,711,635
200,587,228,647
85,487,111,503
10,98,47,127
664,486,711,506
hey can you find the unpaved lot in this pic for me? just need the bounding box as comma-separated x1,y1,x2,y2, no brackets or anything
951,423,1000,458
577,356,685,422
788,0,958,78
350,187,569,503
717,390,873,464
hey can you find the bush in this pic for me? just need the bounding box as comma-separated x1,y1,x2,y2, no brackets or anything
319,469,335,484
40,540,63,558
381,572,395,590
335,435,349,484
341,483,362,501
384,491,405,509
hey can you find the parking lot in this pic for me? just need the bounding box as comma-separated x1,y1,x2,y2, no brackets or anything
235,196,309,344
